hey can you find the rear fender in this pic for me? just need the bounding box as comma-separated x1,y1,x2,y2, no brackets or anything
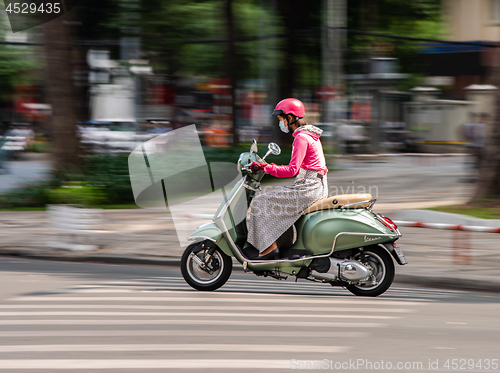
382,242,408,265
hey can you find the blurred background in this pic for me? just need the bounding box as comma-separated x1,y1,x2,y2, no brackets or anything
1,3,500,369
0,0,499,208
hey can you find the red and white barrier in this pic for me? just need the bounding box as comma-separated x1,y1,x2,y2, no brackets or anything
394,221,500,233
333,153,471,158
394,220,500,265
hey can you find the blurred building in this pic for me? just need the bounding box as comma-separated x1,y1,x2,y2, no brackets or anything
423,0,500,98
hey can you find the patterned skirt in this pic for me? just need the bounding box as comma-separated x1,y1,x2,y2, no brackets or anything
247,169,328,253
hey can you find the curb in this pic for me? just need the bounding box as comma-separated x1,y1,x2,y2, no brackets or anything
0,251,181,268
2,250,499,293
394,273,500,293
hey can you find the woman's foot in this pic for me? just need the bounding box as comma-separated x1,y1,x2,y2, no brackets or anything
259,241,277,256
255,248,279,260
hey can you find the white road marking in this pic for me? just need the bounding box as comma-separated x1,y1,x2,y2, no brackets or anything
0,359,297,370
73,283,349,292
0,319,385,327
0,311,398,319
0,277,425,372
0,344,348,353
0,330,369,338
44,289,134,293
10,295,424,306
0,304,414,313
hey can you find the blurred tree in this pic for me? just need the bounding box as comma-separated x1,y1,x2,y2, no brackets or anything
0,46,37,99
140,0,224,75
73,0,122,42
225,0,239,145
0,13,39,101
43,15,81,170
347,0,442,88
274,0,322,95
139,0,277,145
473,50,500,205
140,0,276,79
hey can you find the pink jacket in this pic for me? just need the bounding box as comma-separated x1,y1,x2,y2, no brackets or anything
264,125,328,178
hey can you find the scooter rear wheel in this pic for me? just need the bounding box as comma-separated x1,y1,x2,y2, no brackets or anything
181,241,232,291
346,246,395,297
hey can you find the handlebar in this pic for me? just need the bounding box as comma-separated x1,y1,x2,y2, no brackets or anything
241,165,252,173
251,164,261,173
242,163,264,174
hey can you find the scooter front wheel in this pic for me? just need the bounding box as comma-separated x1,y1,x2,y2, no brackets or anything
181,241,232,291
346,246,395,297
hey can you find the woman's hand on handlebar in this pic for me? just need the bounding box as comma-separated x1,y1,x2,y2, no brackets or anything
250,162,266,174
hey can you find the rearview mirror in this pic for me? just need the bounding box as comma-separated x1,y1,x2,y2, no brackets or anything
250,139,258,155
268,142,281,155
261,142,281,161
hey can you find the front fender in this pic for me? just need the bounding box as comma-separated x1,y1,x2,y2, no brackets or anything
187,222,233,257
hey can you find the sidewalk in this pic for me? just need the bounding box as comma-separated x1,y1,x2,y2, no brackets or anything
1,207,499,293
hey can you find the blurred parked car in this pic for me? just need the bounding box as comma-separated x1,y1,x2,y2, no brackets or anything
0,122,35,160
337,120,369,154
312,122,338,139
78,121,157,154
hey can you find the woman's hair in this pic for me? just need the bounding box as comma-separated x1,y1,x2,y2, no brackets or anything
287,115,307,127
295,118,308,127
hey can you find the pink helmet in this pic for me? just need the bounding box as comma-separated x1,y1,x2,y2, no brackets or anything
271,98,305,118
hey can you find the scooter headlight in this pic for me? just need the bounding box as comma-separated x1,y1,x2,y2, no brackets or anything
237,152,252,173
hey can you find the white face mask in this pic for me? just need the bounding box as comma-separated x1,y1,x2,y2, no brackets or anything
279,120,289,133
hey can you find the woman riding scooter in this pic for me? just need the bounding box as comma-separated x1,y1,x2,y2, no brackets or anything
248,98,329,259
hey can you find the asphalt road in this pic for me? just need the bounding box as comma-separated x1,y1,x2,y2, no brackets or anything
0,257,499,372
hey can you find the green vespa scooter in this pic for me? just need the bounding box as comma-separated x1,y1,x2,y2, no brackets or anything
181,140,407,297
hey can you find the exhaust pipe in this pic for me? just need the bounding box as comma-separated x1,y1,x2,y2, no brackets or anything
310,258,342,282
309,258,372,282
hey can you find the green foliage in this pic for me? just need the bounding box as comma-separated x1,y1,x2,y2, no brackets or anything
232,1,283,80
73,0,122,42
203,144,293,183
141,0,224,76
427,205,500,220
81,154,136,205
47,182,107,207
26,141,50,153
71,0,442,90
203,144,291,165
347,0,442,82
0,181,50,209
141,0,280,79
0,146,295,209
0,12,39,98
0,154,135,208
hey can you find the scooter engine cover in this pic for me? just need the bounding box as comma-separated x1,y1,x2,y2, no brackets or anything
310,257,330,273
339,260,371,281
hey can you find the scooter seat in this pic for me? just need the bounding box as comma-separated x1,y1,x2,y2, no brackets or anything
303,194,373,214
